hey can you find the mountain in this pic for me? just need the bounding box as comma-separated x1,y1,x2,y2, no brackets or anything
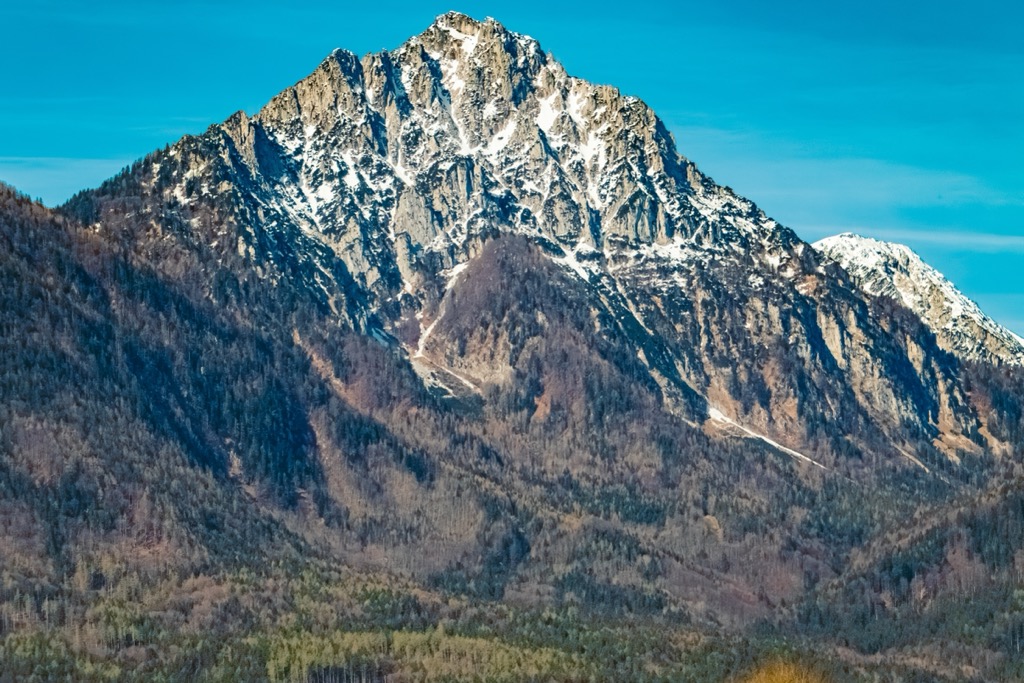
814,232,1024,367
67,11,995,465
3,11,1024,681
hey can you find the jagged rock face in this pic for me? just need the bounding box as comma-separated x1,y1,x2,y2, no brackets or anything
186,12,725,299
72,12,989,462
815,233,1024,368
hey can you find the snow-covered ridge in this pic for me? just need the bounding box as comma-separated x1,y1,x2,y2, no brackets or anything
814,233,1024,367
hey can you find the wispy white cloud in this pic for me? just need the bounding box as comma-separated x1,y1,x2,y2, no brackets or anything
802,224,1024,253
0,157,130,206
667,126,1024,262
669,133,1020,211
864,228,1024,252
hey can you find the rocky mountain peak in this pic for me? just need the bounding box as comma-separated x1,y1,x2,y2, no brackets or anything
77,14,1007,466
197,11,810,284
814,232,1024,367
419,11,537,53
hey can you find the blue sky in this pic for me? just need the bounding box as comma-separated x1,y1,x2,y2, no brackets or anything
3,0,1022,334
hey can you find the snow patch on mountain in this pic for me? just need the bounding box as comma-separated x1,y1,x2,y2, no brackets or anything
707,406,828,470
